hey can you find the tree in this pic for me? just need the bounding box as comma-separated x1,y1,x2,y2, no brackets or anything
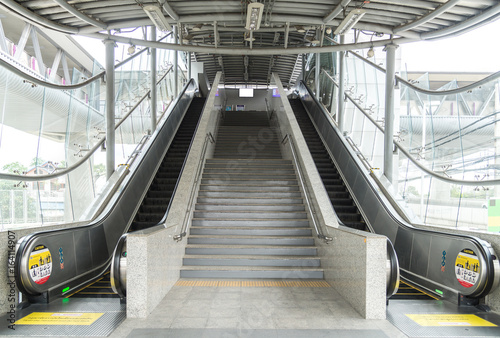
2,162,27,174
30,157,46,168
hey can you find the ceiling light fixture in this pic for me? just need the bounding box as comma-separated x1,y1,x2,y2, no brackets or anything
143,5,172,32
325,27,332,35
192,24,203,31
245,2,264,31
367,46,375,58
244,31,255,41
182,34,193,44
295,25,305,33
334,8,366,35
127,44,136,55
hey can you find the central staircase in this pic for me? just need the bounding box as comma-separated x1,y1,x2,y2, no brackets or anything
180,111,323,279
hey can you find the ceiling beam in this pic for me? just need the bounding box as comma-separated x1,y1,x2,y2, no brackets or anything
394,0,462,34
421,2,500,39
51,0,107,29
323,0,352,23
159,0,180,21
84,31,415,56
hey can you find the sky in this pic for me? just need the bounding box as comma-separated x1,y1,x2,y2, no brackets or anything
400,18,500,73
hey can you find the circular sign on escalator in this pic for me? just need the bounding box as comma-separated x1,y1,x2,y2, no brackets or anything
455,249,480,288
28,245,52,285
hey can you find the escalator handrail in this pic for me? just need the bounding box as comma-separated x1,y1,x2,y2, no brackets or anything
160,99,208,228
321,69,500,187
0,32,171,91
282,134,332,243
323,35,500,97
173,132,213,241
299,81,498,298
14,79,197,297
0,65,173,182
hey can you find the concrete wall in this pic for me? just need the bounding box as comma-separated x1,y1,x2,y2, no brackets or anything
224,89,270,111
126,73,222,318
272,73,387,319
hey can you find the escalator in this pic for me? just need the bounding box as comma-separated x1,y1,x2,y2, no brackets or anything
290,99,366,231
68,97,205,299
130,98,205,231
14,80,205,303
291,81,500,303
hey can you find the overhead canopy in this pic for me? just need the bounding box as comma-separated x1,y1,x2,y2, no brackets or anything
1,0,499,87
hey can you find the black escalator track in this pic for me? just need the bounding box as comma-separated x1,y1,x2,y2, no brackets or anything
130,97,205,231
67,272,119,299
70,97,205,299
289,99,366,231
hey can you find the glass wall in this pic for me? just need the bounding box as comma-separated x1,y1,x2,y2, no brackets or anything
317,49,500,231
0,32,187,230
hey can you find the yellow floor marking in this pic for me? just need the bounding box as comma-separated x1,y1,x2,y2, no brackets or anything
175,280,331,287
15,312,104,326
406,314,497,327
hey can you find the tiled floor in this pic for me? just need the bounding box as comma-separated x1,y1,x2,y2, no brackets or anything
110,283,406,337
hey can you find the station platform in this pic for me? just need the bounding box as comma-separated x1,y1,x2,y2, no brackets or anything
3,279,500,337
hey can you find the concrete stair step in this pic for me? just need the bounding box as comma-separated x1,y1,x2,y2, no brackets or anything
189,226,313,236
200,179,298,186
185,244,317,256
191,218,310,227
197,190,303,198
196,197,303,205
180,265,323,279
199,184,300,192
187,235,315,246
193,210,307,219
183,255,321,267
195,203,305,212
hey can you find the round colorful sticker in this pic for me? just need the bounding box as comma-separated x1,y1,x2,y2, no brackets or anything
28,245,52,285
455,249,480,288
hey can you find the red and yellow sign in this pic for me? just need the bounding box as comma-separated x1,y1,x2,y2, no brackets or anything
455,249,480,288
28,245,52,285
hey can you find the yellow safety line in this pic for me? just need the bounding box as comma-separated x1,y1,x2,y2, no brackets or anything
397,281,440,300
175,280,331,288
65,275,106,298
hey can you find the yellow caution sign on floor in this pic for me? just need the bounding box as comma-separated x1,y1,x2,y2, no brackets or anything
16,312,104,326
406,314,496,327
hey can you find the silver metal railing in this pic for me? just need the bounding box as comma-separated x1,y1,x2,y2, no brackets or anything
173,132,214,241
321,69,500,186
282,134,332,243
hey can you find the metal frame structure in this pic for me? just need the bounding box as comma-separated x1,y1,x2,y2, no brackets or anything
0,0,499,88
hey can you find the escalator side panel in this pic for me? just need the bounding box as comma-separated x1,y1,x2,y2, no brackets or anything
74,230,92,275
409,232,431,277
15,81,198,300
295,82,497,299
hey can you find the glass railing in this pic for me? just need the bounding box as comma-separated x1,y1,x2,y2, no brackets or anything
0,41,185,230
317,52,500,232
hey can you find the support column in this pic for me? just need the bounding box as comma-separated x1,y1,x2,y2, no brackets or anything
315,51,320,101
104,39,115,180
384,43,398,183
337,35,346,132
188,51,192,80
174,25,178,97
150,26,157,132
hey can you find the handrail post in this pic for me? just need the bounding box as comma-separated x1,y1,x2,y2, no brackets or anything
337,35,346,133
104,39,116,180
384,43,398,184
150,26,157,132
174,25,178,97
